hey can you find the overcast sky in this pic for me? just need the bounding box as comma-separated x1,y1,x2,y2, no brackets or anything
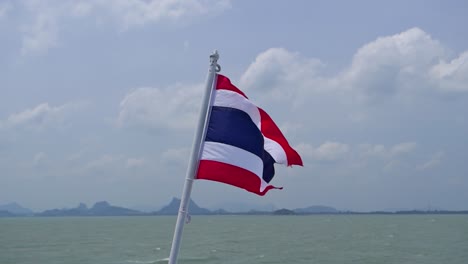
1,0,467,212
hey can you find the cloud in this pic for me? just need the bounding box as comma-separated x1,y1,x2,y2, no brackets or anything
161,147,189,164
118,84,202,130
383,159,401,172
16,0,231,55
33,152,47,166
70,1,94,17
357,144,387,158
390,142,417,156
239,47,324,104
239,28,468,106
296,141,418,172
183,40,190,51
126,158,145,169
358,142,417,159
2,102,84,130
0,1,12,19
85,154,122,170
417,151,445,170
338,28,446,99
76,155,147,175
296,141,350,161
356,142,417,171
20,9,59,55
19,1,90,55
430,51,468,92
104,0,231,29
67,150,87,162
295,141,417,169
278,122,304,135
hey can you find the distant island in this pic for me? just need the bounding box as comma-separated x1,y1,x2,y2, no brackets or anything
0,199,218,217
1,199,467,217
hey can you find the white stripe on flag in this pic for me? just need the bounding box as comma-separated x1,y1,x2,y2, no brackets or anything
201,141,264,179
264,137,288,165
213,90,261,129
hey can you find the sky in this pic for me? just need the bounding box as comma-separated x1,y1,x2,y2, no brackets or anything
1,0,467,212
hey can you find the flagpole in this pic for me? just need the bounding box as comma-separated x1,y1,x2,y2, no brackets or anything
168,50,220,264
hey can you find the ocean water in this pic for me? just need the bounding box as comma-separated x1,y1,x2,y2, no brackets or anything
1,215,467,264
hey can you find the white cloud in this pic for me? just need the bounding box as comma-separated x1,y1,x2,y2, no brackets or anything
0,1,12,19
239,47,324,104
118,84,202,130
295,141,417,170
70,1,94,17
296,141,349,161
295,142,418,169
383,160,401,172
85,154,121,170
126,158,145,169
104,0,231,29
286,141,416,164
417,151,445,170
17,0,231,55
430,51,468,92
314,141,350,160
33,152,47,166
161,147,189,164
358,142,417,159
356,142,417,171
390,142,417,156
338,28,446,99
19,1,89,55
239,28,468,107
279,122,303,135
21,12,59,55
183,40,190,51
67,150,87,162
3,102,83,130
357,144,387,158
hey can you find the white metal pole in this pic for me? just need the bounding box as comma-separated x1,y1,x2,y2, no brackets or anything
168,51,220,264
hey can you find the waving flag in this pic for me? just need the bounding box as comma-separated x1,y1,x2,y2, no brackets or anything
196,74,303,195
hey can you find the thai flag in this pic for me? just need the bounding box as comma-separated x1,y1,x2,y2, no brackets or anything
196,74,303,195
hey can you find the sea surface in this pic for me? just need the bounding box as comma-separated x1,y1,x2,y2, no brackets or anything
1,215,467,264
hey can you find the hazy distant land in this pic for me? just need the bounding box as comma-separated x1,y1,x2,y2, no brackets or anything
1,199,467,217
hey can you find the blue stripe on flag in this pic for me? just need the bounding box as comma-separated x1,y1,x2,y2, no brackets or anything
262,150,275,183
206,106,264,159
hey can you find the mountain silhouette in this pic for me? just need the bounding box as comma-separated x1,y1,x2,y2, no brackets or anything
294,205,338,214
156,197,211,215
36,201,143,216
0,202,33,215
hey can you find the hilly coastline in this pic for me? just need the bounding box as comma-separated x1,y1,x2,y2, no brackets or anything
1,199,467,217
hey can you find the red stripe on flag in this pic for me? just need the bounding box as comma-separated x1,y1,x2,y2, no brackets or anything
259,108,303,166
197,160,281,196
216,74,248,98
